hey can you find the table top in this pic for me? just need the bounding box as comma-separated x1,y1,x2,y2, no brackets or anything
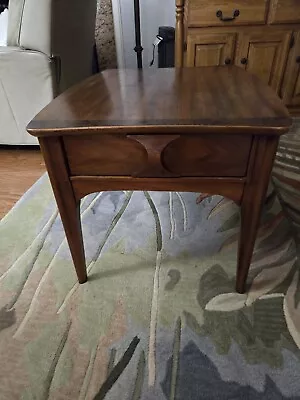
28,67,292,137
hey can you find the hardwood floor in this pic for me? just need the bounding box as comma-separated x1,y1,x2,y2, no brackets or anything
0,147,45,218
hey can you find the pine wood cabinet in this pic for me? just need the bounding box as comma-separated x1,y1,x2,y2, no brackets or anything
268,0,300,25
187,0,269,27
282,31,300,107
236,29,292,93
186,30,237,67
176,0,300,114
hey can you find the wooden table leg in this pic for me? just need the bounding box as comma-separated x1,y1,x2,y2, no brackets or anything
236,137,279,293
39,137,87,284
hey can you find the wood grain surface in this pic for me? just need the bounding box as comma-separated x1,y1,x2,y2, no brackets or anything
27,67,292,293
176,0,300,115
188,0,269,27
0,148,45,218
70,176,245,204
268,0,300,24
39,137,87,283
28,67,291,136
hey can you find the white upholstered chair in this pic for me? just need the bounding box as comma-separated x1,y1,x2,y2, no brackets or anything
0,0,97,144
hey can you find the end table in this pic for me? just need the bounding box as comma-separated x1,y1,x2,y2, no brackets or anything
28,67,292,293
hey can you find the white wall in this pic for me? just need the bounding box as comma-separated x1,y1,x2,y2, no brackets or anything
113,0,175,68
0,9,8,46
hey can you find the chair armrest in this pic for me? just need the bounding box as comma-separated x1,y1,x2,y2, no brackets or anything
0,46,54,95
0,46,54,144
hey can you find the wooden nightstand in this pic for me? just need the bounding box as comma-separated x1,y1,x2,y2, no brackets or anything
28,67,292,293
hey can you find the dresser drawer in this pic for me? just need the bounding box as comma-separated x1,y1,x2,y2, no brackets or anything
188,0,269,27
269,0,300,24
63,134,252,178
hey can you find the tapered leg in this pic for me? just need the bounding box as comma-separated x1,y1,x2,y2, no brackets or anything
39,137,87,283
237,198,265,293
236,137,279,294
60,197,87,284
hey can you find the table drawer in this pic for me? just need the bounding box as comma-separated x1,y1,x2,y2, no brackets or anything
188,0,268,27
162,135,252,177
63,134,252,178
269,0,300,24
64,135,147,176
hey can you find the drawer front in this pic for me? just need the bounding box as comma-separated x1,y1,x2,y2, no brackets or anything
162,135,252,177
64,135,148,176
269,0,300,24
188,0,268,27
64,134,252,178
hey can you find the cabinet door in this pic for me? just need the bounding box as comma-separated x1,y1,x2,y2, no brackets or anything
236,29,292,94
282,32,300,107
186,31,237,67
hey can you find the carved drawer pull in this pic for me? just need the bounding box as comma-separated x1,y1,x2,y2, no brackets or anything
127,134,180,177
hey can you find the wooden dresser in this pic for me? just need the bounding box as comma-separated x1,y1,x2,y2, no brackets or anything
175,0,300,115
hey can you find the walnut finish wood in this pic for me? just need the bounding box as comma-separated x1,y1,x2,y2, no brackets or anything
28,67,292,293
127,135,180,177
28,67,290,135
39,137,87,284
71,176,246,204
162,134,252,177
237,137,279,293
64,134,148,176
64,132,252,178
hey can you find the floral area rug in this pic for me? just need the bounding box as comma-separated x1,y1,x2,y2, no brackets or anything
1,140,300,399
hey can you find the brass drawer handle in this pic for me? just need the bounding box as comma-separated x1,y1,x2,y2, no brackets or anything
216,9,240,22
241,58,248,65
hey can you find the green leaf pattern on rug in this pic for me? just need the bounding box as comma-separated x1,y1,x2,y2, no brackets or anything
1,166,300,399
165,269,181,291
0,306,16,332
217,212,240,233
284,271,300,349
